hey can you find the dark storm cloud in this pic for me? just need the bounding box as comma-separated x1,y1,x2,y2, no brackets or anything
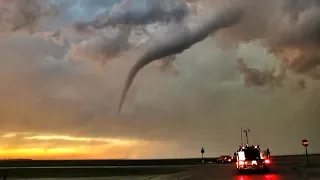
213,0,320,77
62,0,191,74
72,0,189,31
117,4,243,113
56,0,119,22
117,0,320,112
0,0,58,34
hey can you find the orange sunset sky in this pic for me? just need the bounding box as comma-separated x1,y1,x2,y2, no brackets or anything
0,132,177,159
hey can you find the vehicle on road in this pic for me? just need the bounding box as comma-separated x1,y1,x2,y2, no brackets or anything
216,155,233,164
235,145,271,173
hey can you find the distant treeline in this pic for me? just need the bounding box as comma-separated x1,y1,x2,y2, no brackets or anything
2,159,32,161
0,154,319,167
0,158,217,167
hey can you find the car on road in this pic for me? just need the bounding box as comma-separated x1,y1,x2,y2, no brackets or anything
235,145,271,173
216,155,233,164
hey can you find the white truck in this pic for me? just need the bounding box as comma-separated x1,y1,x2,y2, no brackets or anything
235,145,271,174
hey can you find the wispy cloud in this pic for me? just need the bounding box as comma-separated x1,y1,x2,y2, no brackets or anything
2,133,17,138
23,135,138,145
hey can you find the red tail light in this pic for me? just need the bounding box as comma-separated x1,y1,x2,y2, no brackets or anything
264,159,271,164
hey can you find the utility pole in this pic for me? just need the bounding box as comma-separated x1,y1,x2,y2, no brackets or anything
244,129,250,146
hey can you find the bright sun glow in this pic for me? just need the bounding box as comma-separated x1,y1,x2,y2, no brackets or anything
0,132,152,160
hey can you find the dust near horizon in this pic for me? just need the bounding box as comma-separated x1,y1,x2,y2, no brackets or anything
0,0,319,158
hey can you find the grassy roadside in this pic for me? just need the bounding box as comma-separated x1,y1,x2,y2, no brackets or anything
289,161,320,179
0,158,218,167
11,172,192,180
0,166,189,178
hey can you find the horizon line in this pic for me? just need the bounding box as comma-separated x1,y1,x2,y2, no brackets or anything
1,153,319,161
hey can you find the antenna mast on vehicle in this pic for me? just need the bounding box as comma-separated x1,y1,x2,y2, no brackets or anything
241,127,243,146
243,129,250,146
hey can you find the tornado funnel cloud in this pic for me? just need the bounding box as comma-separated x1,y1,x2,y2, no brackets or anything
117,6,244,113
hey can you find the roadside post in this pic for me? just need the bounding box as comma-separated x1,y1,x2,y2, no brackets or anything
301,139,309,166
201,147,205,164
267,148,270,158
0,169,6,180
1,170,6,180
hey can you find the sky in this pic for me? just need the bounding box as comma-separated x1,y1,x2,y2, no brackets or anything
0,0,319,160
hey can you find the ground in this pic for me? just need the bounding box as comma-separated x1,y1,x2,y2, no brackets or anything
1,155,320,180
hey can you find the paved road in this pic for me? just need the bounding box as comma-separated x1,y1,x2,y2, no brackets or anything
3,155,320,179
184,164,306,180
11,163,319,180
